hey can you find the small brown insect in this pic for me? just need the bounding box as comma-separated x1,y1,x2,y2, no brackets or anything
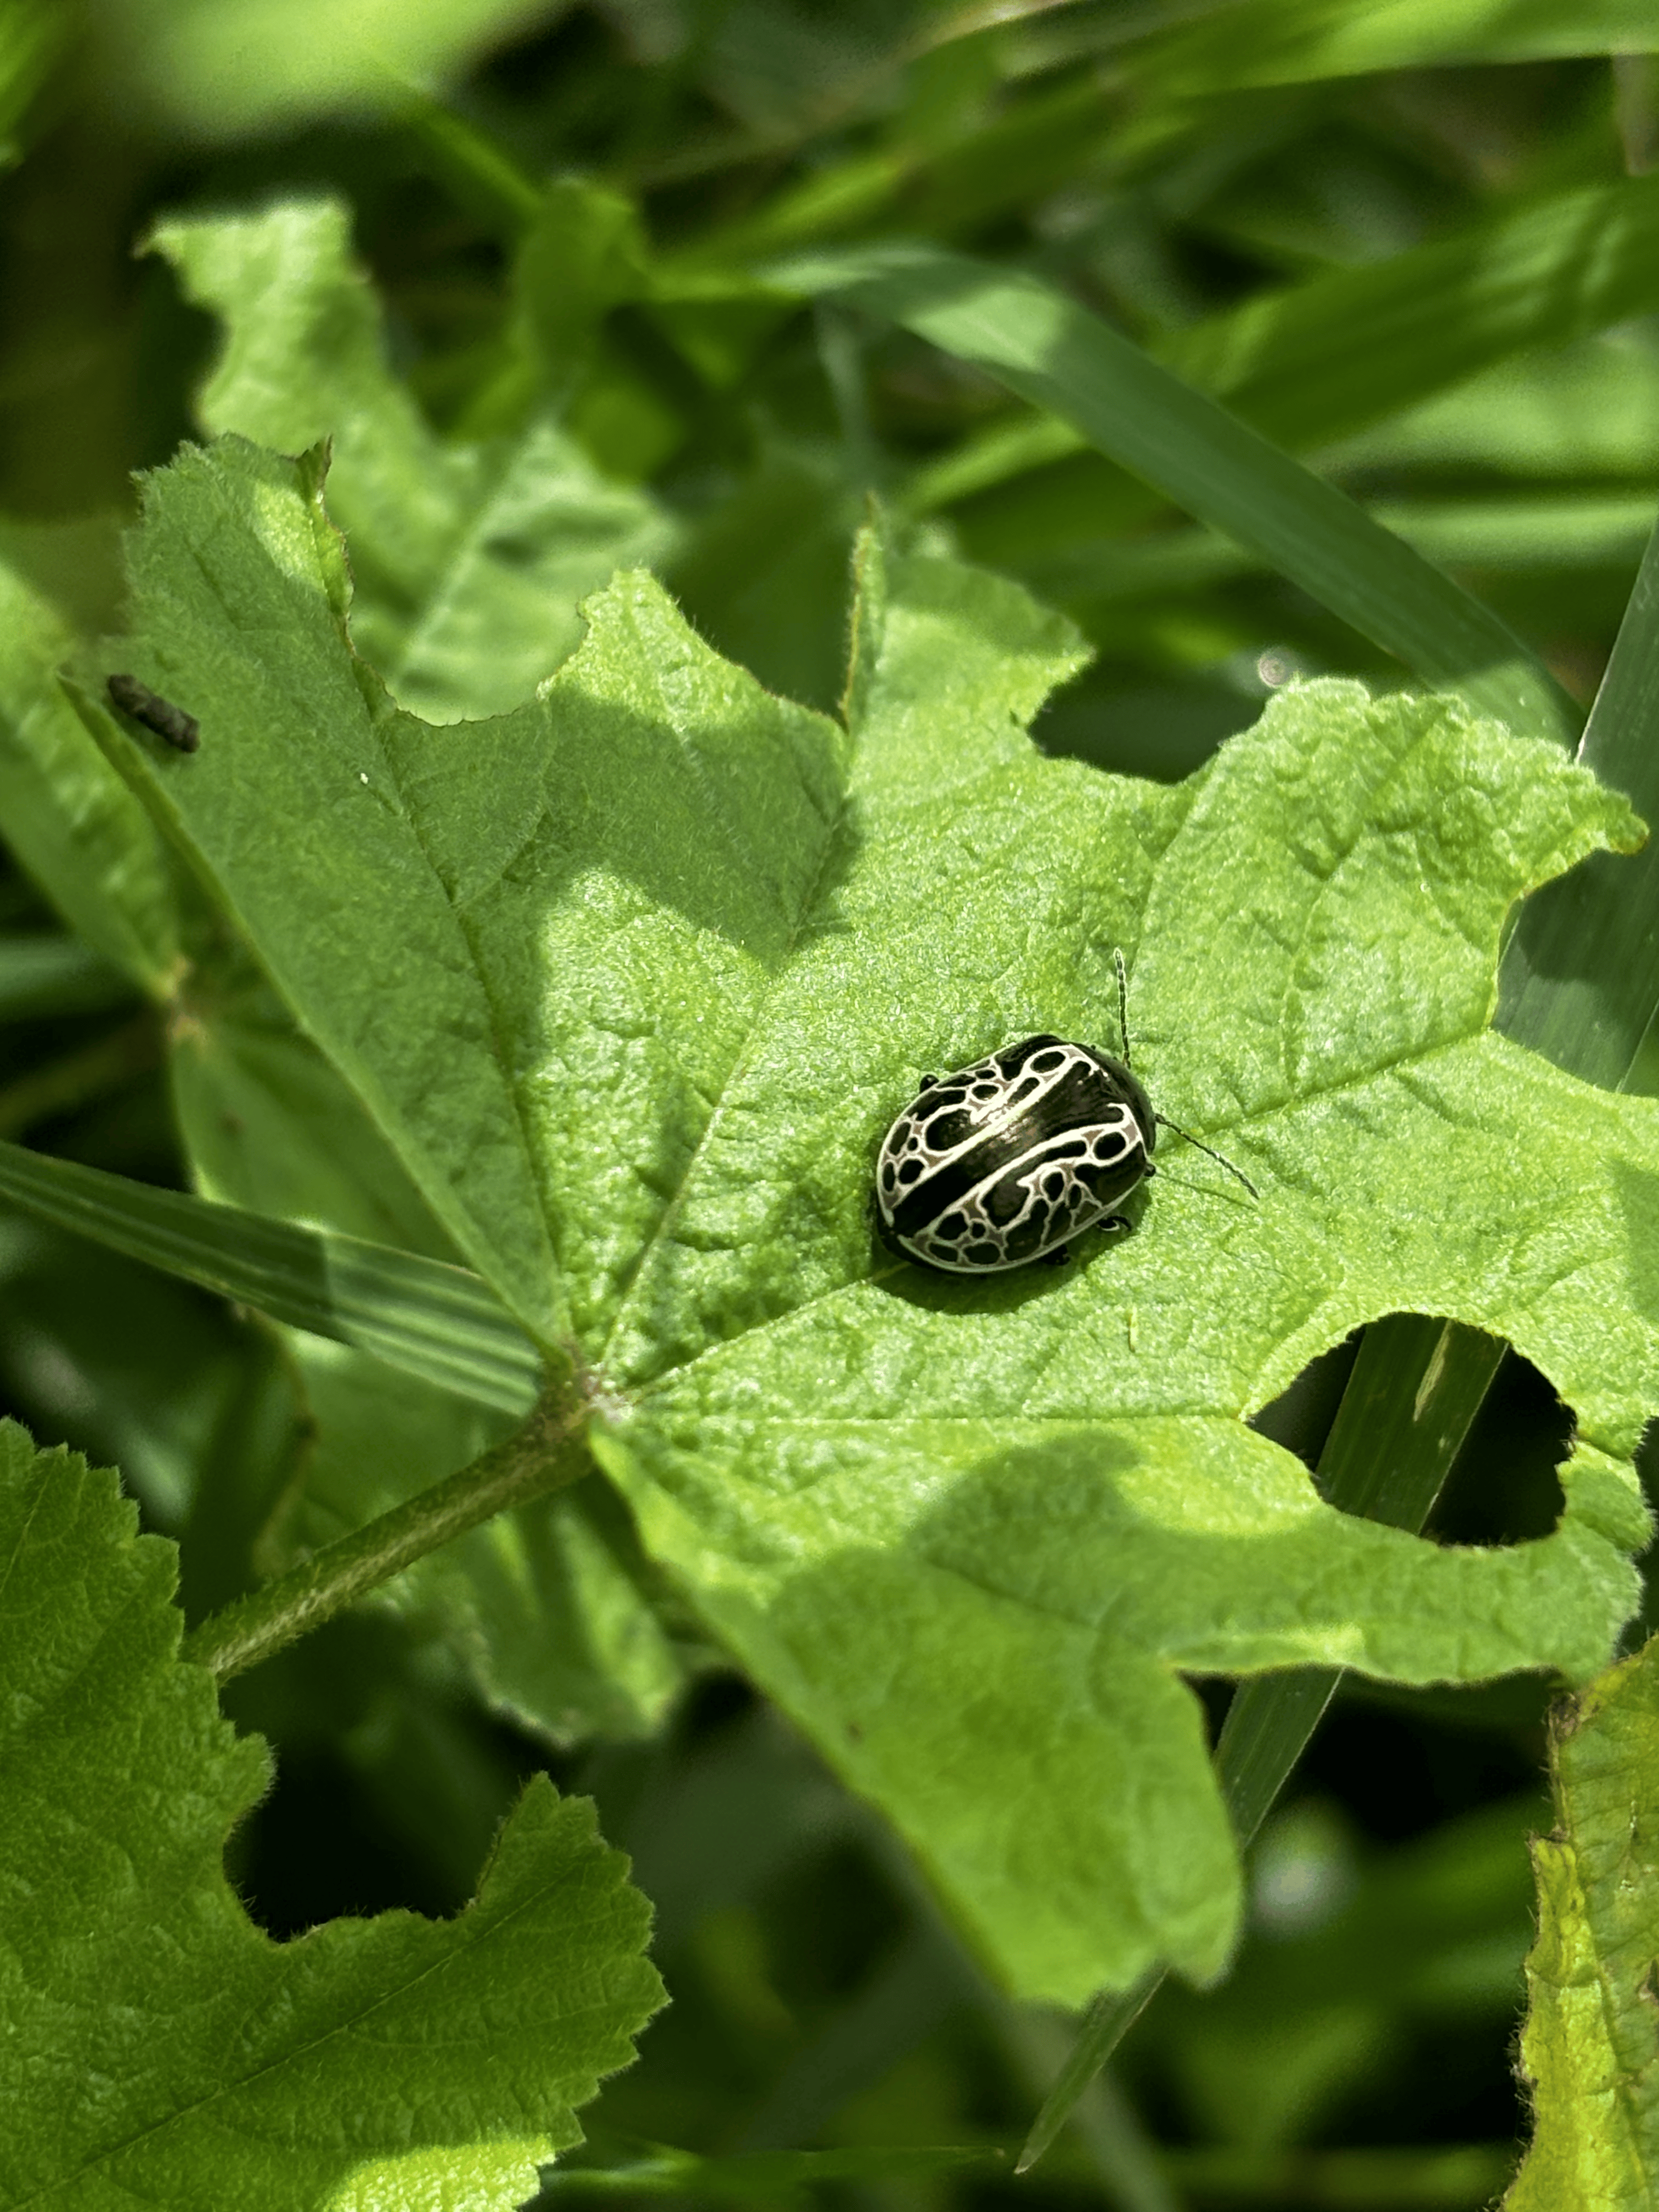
106,673,199,754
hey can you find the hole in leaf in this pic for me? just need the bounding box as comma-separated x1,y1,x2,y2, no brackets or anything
1250,1329,1363,1471
1255,1324,1568,1548
223,1617,533,1932
1423,1347,1568,1549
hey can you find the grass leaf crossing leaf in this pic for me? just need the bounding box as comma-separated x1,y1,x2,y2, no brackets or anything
90,432,1659,2002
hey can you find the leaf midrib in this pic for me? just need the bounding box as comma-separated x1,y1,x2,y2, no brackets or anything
15,1851,629,2205
592,703,862,1377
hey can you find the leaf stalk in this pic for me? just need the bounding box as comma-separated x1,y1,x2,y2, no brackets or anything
180,1383,589,1683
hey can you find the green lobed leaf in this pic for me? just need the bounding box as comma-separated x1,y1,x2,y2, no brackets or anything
0,1419,664,2210
103,191,709,1736
1505,1632,1659,2209
86,443,572,1339
150,197,674,725
86,433,1659,2003
0,502,689,1742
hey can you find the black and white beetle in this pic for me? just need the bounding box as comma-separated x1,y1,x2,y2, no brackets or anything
873,952,1256,1275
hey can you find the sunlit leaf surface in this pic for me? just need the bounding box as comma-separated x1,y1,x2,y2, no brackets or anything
78,433,1659,2000
0,1421,663,2211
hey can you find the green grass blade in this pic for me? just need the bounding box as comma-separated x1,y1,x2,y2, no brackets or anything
0,1138,541,1414
1169,176,1659,457
0,0,60,167
1012,495,1659,615
770,244,1577,745
906,174,1659,517
1214,1312,1506,1845
540,2141,1002,2198
1013,1972,1163,2176
0,933,132,1020
1137,0,1659,92
1498,516,1659,1088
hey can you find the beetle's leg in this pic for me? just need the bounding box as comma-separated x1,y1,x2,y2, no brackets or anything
1040,1244,1071,1267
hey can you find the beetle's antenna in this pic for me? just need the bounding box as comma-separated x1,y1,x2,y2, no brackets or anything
1114,947,1132,1068
1154,1115,1259,1199
1115,945,1255,1195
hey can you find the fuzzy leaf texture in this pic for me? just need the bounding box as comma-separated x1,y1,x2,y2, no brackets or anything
1506,1632,1659,2210
0,1421,664,2211
0,520,692,1753
89,433,1659,2004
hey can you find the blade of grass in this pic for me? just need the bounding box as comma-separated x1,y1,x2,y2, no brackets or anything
0,1013,158,1139
1005,1988,1181,2202
538,2141,1003,2199
0,933,132,1020
0,1136,541,1414
1021,494,1659,612
1136,0,1659,93
767,244,1578,746
902,173,1659,517
400,91,543,235
1498,515,1659,1088
0,0,61,168
1216,1315,1508,1848
1170,176,1659,456
1021,498,1659,2177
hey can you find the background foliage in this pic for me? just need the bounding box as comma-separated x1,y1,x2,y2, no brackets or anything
8,3,1659,2207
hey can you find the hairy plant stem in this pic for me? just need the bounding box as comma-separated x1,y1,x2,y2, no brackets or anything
181,1385,589,1683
